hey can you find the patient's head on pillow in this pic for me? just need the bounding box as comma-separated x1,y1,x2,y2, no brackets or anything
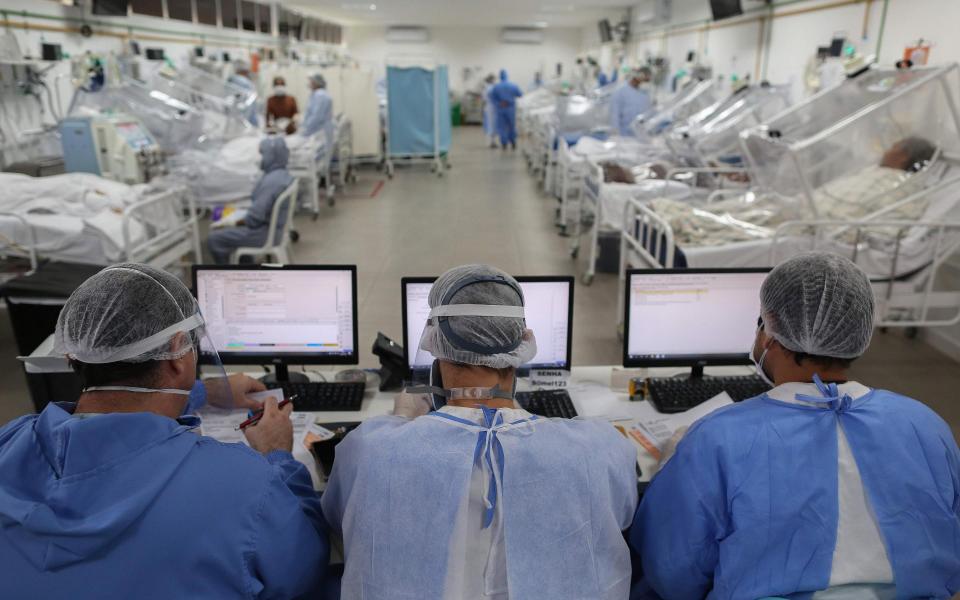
881,136,937,173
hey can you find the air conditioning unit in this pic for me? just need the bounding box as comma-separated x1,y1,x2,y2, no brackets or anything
634,0,671,25
500,28,545,44
386,26,430,43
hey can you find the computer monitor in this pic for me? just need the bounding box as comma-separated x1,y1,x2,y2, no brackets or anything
622,268,770,374
193,265,359,381
401,276,574,378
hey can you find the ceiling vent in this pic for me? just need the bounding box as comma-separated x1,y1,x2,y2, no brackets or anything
386,26,430,43
500,27,544,44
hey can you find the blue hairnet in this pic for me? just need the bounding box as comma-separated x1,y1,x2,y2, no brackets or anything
761,252,876,359
500,69,508,81
259,136,289,172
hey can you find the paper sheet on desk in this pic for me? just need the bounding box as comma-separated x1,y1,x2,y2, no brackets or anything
567,381,636,420
630,392,733,457
199,408,315,449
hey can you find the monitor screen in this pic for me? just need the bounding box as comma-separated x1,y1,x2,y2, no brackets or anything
92,0,128,16
709,0,743,21
623,269,769,367
193,265,358,365
402,276,573,373
598,19,613,44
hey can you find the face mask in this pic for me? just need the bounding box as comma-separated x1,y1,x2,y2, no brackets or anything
273,86,286,96
81,380,206,416
751,329,775,387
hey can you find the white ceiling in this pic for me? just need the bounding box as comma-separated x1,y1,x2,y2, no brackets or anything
282,0,633,28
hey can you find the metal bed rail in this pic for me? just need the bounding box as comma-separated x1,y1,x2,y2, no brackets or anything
123,187,202,268
616,198,677,330
0,212,40,272
578,163,751,285
772,219,960,329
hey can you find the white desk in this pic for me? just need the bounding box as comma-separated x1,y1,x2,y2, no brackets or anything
220,364,754,489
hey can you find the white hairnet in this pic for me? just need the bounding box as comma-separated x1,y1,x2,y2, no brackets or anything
54,263,203,364
761,252,876,359
310,73,326,88
419,265,537,369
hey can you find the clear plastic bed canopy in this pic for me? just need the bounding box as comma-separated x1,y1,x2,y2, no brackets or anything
666,84,793,166
740,64,960,205
633,79,717,137
553,87,613,135
70,80,209,153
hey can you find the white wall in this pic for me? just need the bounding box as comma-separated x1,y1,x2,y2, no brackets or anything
343,25,584,93
603,0,960,102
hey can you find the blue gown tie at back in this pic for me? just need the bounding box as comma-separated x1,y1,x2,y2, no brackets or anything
794,374,854,413
429,406,539,529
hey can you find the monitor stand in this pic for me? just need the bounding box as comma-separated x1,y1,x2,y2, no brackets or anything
259,363,310,385
687,364,706,379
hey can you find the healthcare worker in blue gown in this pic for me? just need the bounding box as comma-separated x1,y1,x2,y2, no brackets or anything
301,72,335,148
609,67,652,136
322,264,639,600
207,136,294,264
632,252,960,599
490,70,524,149
0,263,330,598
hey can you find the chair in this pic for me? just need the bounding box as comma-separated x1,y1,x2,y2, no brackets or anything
229,178,300,265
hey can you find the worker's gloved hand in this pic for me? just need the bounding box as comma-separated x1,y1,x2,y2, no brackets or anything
221,373,268,410
658,426,689,469
393,391,432,419
243,397,294,454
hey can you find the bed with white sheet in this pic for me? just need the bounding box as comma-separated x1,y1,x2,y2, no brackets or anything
0,172,199,267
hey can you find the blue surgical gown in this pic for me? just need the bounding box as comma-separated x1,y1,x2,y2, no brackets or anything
609,84,651,136
322,409,639,599
0,402,330,599
302,88,335,146
490,80,523,145
631,389,960,599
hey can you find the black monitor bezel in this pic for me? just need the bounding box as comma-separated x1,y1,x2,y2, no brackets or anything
192,264,359,366
622,267,770,369
400,275,575,376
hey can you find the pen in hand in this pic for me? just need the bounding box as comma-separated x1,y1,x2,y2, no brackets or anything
236,396,297,431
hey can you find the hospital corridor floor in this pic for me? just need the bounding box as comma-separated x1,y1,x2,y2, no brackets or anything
1,127,960,441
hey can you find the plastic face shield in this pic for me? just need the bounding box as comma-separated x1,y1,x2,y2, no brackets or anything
194,322,235,412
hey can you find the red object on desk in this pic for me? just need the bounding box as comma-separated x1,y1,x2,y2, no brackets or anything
237,399,292,431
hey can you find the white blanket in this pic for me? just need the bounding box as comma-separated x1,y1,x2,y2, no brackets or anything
0,172,149,261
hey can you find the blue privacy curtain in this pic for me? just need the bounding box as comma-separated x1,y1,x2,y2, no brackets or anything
387,65,452,156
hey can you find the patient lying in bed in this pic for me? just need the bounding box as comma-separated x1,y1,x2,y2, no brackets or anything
649,137,939,246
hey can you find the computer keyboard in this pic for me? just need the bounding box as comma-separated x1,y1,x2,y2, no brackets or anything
265,381,366,411
515,389,579,418
645,375,771,414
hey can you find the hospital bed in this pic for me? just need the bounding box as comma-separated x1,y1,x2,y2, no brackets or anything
0,172,201,270
615,62,960,331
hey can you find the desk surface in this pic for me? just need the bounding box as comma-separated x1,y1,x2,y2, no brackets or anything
221,364,754,489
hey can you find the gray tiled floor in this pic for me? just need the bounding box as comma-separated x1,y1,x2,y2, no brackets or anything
2,127,959,441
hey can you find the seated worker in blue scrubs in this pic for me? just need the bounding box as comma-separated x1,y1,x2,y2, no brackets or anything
632,252,960,599
208,136,295,264
0,263,329,598
322,264,639,599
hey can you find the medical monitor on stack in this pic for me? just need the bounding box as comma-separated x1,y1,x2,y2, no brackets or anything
193,265,359,381
622,268,769,376
401,276,574,379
